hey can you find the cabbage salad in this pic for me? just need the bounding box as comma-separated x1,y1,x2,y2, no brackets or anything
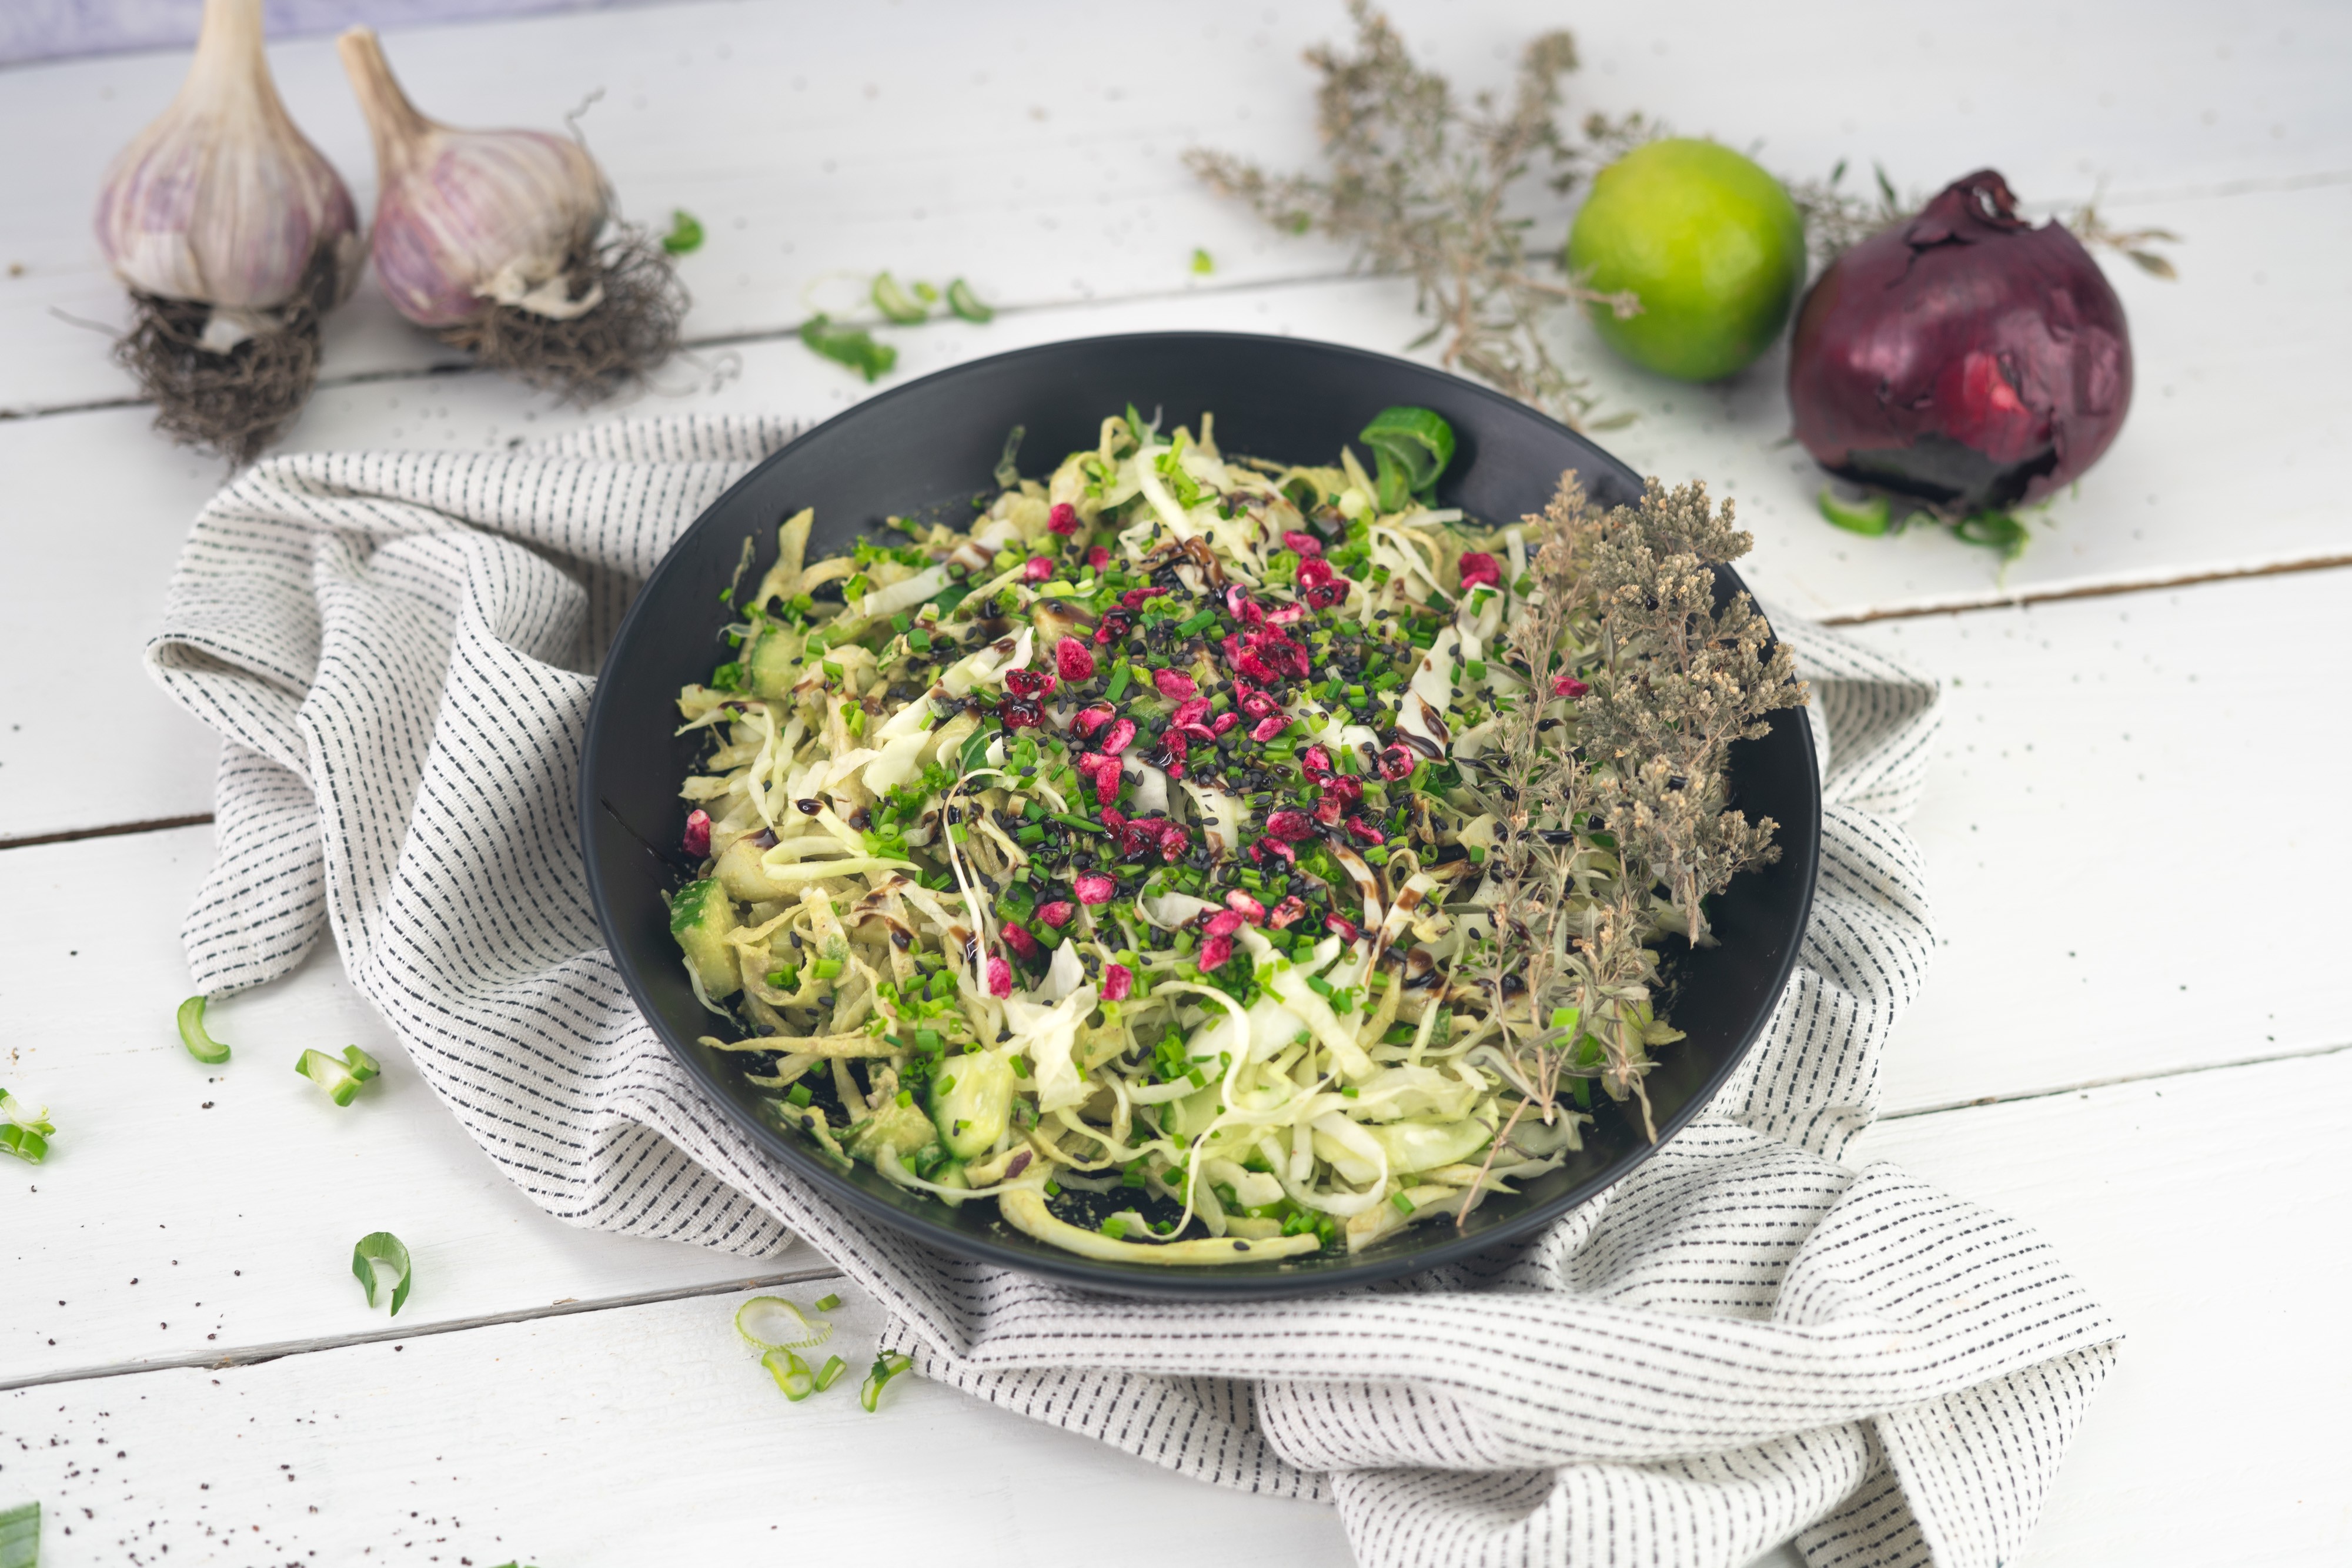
667,407,1622,1265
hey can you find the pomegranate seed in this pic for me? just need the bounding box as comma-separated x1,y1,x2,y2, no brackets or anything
1281,530,1323,557
1048,502,1080,535
1326,915,1359,942
1072,703,1115,735
1055,637,1096,683
1197,933,1235,971
1101,718,1137,755
1023,556,1054,583
1264,808,1315,842
1152,668,1199,701
999,697,1045,729
1300,747,1332,778
1035,900,1076,930
1268,895,1308,929
1002,921,1042,961
1086,544,1111,570
1553,674,1590,698
1225,890,1267,923
1005,667,1055,699
1344,815,1385,845
1458,551,1501,590
986,956,1013,997
681,809,711,858
1203,909,1245,940
1378,744,1416,781
1074,872,1117,905
1250,714,1291,743
1102,962,1134,1001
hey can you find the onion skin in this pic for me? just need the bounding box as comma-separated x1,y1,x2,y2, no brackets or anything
1788,170,2133,513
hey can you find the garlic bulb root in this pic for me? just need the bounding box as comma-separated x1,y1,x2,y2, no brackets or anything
96,0,359,463
339,27,684,400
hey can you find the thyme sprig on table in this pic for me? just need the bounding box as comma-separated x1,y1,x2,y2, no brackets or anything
1460,474,1803,1208
1186,2,1638,426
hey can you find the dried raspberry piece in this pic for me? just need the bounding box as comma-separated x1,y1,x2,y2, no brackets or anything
1304,579,1348,610
1224,890,1267,924
1344,815,1386,845
1237,688,1280,721
1074,872,1117,905
1101,718,1137,755
681,808,711,858
1295,557,1335,590
1004,667,1055,700
1251,837,1297,867
1153,821,1190,861
1102,962,1134,1001
1325,915,1360,942
1002,922,1042,961
999,697,1045,729
1281,530,1323,557
1054,637,1095,683
1152,668,1199,701
1553,674,1590,698
1023,556,1055,583
1121,587,1168,609
1210,711,1238,737
1300,747,1332,778
1048,502,1080,535
1268,895,1308,929
1085,544,1111,570
1203,909,1245,940
1250,714,1291,744
1035,901,1076,930
1224,584,1264,626
1458,551,1501,590
1196,933,1235,971
1072,703,1115,736
1094,611,1132,646
1264,809,1315,842
986,956,1013,997
1378,744,1417,781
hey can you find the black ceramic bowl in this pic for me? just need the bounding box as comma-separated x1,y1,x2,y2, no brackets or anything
581,332,1819,1300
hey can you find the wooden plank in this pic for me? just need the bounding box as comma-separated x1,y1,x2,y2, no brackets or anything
0,825,787,1386
5,0,2347,408
1847,1048,2352,1567
7,1052,2334,1568
0,1278,1359,1567
1838,566,2352,1113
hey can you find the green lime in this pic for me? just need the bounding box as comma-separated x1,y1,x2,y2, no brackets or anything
1566,139,1806,383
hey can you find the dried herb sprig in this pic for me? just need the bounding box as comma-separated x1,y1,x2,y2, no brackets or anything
1186,2,1636,424
1459,473,1803,1211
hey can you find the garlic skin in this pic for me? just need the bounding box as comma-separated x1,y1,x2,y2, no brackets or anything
94,0,359,319
338,28,612,329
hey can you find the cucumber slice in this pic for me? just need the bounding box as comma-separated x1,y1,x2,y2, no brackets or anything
746,623,804,697
928,1051,1015,1159
669,877,741,998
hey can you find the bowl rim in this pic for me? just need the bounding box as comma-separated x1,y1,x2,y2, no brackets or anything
580,329,1821,1299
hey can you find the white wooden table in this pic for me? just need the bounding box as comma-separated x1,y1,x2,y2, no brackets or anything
4,3,2348,1563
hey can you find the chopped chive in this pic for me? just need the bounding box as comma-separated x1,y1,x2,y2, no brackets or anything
1176,609,1218,636
1104,661,1131,701
1389,1191,1415,1216
1049,813,1106,834
0,1088,54,1166
351,1231,413,1315
814,1293,841,1312
176,995,231,1064
787,1083,813,1108
813,1353,850,1392
295,1045,380,1107
811,958,844,981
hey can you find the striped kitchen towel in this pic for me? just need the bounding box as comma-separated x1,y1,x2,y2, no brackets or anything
146,412,2117,1568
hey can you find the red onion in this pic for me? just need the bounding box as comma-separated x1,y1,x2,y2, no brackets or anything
1788,170,2133,513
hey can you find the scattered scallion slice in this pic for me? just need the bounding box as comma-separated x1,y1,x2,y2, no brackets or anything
813,1353,849,1392
1190,247,1214,275
871,271,927,324
813,1292,841,1312
800,315,897,382
176,995,230,1065
0,1090,54,1166
1357,406,1456,512
661,209,705,255
763,1346,815,1401
295,1045,381,1107
734,1295,833,1350
0,1499,36,1568
860,1351,914,1412
945,278,993,323
1816,487,1892,537
351,1231,413,1316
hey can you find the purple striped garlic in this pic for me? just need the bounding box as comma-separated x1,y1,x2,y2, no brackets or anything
337,27,612,329
94,0,360,347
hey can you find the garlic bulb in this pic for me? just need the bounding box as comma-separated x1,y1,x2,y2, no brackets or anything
338,27,612,328
95,0,359,340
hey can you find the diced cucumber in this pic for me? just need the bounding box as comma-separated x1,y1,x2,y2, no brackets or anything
1363,1115,1491,1174
928,1051,1015,1159
714,834,797,902
747,623,805,698
846,1099,938,1165
668,877,741,998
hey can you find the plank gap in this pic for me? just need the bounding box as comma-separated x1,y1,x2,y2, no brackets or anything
1882,1037,2352,1120
1816,553,2352,625
0,812,213,852
0,1265,843,1393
